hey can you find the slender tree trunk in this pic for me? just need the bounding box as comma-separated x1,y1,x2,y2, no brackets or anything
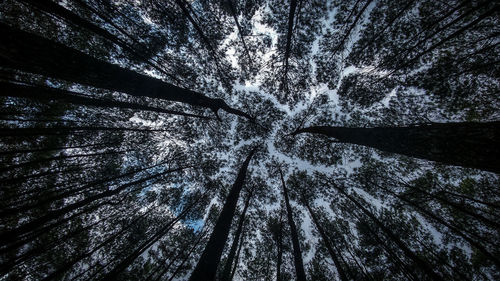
302,199,349,281
332,0,374,54
0,126,171,137
275,213,283,281
223,0,253,64
371,180,500,267
279,168,307,281
101,193,204,280
0,23,252,120
230,231,244,281
220,190,253,281
0,160,176,217
331,183,443,281
188,148,256,281
1,82,211,119
19,0,183,84
0,140,119,156
0,165,191,246
292,122,500,173
282,0,298,80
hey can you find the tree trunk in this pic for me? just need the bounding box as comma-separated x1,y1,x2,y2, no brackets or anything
292,122,500,173
279,168,307,281
102,193,204,280
332,183,443,281
220,190,253,281
302,199,349,281
188,148,256,281
275,213,283,281
0,165,192,247
0,23,252,120
1,82,211,119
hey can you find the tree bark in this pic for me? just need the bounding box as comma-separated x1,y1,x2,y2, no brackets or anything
1,82,211,119
279,168,307,281
302,199,349,281
188,148,256,281
292,122,500,173
0,23,252,120
220,190,252,281
332,182,444,281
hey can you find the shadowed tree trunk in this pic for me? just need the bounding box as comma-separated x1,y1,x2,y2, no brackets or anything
1,82,211,119
292,122,500,173
188,148,256,281
301,198,349,281
281,0,298,94
279,168,307,281
0,23,253,120
220,189,253,281
331,181,443,281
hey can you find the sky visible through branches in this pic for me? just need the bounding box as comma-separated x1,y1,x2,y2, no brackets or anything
0,0,499,280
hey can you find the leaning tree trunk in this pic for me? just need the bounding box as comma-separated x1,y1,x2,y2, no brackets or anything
279,168,307,281
292,122,500,173
331,182,443,281
302,199,349,281
188,148,256,281
220,190,253,281
0,23,252,120
1,82,210,119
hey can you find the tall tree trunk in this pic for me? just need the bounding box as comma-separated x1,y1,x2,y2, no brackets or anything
220,190,253,281
332,0,374,55
188,148,256,281
275,212,283,281
292,122,500,173
223,0,253,64
101,193,205,280
279,168,307,281
229,230,244,281
331,182,443,281
302,199,349,281
0,23,252,120
282,0,298,79
1,82,211,119
0,165,192,247
18,0,183,84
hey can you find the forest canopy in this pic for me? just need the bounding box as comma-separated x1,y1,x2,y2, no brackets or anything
1,0,499,280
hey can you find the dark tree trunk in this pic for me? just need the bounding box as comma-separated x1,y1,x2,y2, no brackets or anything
18,0,183,84
282,0,298,79
229,231,244,281
302,199,349,281
0,165,191,247
188,148,256,281
0,126,171,137
0,160,176,217
371,180,500,267
389,4,498,73
275,214,283,281
224,0,253,63
292,122,500,173
279,168,307,281
331,183,443,281
0,23,252,120
220,190,253,281
101,193,204,280
332,0,374,54
1,82,211,119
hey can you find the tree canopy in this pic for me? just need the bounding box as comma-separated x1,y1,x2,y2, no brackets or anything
1,0,499,280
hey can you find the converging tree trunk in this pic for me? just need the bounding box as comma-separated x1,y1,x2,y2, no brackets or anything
0,23,252,120
279,168,307,281
302,198,349,281
188,148,256,281
292,122,500,173
220,190,253,281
